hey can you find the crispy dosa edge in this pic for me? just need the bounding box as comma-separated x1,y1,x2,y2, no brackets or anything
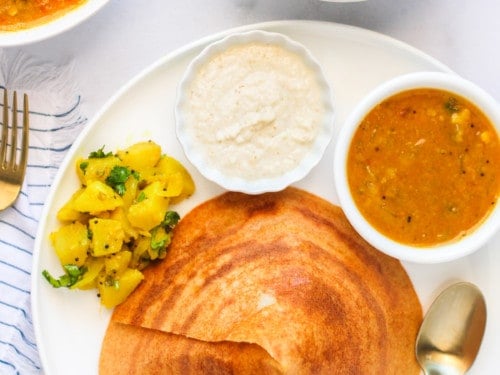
100,321,282,374
105,187,422,374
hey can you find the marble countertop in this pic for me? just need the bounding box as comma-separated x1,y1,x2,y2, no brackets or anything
18,0,500,118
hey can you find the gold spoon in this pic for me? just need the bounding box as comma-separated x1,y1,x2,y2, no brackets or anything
415,282,486,375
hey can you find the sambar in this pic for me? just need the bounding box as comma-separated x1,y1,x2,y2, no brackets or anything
347,88,500,246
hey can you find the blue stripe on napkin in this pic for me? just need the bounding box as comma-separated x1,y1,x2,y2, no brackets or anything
0,51,86,375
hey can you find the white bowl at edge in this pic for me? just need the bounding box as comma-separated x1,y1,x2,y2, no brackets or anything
0,0,109,47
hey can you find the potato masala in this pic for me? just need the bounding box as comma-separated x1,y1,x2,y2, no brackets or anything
42,141,195,308
347,88,500,246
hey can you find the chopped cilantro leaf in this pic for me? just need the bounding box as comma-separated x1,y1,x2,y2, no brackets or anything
105,166,132,196
137,191,147,202
151,212,180,254
89,146,112,159
42,264,87,288
149,227,171,258
162,211,180,230
151,236,167,251
79,161,89,174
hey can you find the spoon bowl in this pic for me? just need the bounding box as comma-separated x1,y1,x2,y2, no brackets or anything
415,282,486,375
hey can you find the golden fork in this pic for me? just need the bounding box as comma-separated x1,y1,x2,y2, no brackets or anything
0,89,29,210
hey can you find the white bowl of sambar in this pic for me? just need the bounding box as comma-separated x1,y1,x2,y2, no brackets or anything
334,72,500,263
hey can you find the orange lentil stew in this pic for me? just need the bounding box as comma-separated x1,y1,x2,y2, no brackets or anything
347,88,500,246
0,0,86,31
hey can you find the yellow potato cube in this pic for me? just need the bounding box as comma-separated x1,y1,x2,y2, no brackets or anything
72,181,123,213
121,174,139,209
76,156,121,186
116,141,161,172
89,218,125,257
72,257,104,290
157,156,195,202
110,207,138,242
56,188,89,222
127,181,170,231
105,251,132,276
49,222,90,267
130,236,151,270
98,268,144,308
164,172,184,197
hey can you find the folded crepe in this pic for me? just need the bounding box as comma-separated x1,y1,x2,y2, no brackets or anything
100,187,422,374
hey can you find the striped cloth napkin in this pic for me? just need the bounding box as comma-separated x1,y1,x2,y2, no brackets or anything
0,50,86,375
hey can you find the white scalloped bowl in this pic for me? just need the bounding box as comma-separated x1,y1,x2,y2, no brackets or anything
0,0,109,47
175,30,335,194
334,72,500,263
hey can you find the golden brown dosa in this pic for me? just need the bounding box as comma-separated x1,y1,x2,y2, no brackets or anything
100,187,422,374
100,322,282,374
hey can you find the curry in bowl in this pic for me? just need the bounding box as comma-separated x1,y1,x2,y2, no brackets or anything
0,0,86,31
347,88,500,247
334,72,500,263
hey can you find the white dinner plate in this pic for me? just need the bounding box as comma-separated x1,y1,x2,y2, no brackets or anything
0,0,110,47
32,20,499,374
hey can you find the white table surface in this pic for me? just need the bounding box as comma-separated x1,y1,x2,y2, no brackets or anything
9,0,500,373
17,0,500,118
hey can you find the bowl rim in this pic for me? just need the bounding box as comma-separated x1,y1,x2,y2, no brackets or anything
0,0,110,47
333,71,500,263
175,29,335,194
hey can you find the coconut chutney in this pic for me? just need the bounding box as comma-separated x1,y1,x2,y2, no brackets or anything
182,42,325,180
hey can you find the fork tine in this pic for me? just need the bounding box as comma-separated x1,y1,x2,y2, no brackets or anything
1,89,7,166
19,94,29,173
0,90,29,210
9,91,18,169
